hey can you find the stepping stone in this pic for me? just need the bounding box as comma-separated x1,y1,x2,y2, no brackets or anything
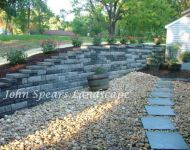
152,88,173,93
148,98,174,106
156,80,172,84
145,106,175,116
141,116,176,130
146,131,189,150
151,91,173,98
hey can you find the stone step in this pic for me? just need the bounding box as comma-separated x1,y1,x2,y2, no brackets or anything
6,73,29,79
19,69,46,75
51,55,67,60
26,65,46,70
0,82,10,88
0,78,17,84
37,62,54,66
44,59,62,64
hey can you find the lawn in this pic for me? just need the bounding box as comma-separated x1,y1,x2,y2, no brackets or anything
0,35,92,57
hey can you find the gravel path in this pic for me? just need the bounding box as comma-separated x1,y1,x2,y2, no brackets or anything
0,72,157,149
173,80,190,145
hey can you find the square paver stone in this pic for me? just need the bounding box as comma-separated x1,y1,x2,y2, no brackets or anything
152,88,173,93
146,131,190,150
145,106,175,116
151,91,173,98
148,98,174,106
155,83,173,88
141,116,176,130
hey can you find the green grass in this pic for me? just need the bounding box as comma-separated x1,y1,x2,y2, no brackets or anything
0,35,92,57
0,34,72,42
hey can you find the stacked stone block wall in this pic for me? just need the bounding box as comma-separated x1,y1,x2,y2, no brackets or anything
0,45,165,117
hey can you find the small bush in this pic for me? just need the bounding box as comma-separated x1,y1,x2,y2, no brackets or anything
129,38,137,44
137,38,144,44
6,50,27,65
72,37,83,47
95,67,107,74
120,38,127,44
41,40,56,54
93,36,102,46
107,36,116,45
179,51,190,62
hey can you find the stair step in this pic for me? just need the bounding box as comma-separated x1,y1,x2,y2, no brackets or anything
44,59,62,63
0,78,16,84
6,73,29,79
37,62,54,66
0,82,10,88
26,65,46,70
20,69,46,75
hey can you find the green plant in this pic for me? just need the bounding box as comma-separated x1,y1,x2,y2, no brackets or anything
179,51,190,62
71,36,83,47
120,38,128,44
41,40,56,54
107,36,116,45
6,50,27,65
129,38,137,44
168,58,180,65
168,43,181,52
137,38,144,44
93,36,102,46
95,67,107,74
148,53,161,65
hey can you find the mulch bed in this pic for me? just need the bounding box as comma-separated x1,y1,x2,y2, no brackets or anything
140,68,190,79
0,47,74,78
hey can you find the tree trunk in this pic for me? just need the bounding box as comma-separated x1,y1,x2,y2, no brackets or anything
27,1,31,35
109,21,116,36
5,17,9,35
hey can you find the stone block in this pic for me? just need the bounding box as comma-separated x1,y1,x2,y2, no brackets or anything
11,101,27,111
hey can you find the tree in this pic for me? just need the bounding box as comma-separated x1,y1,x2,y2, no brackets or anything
72,0,127,35
118,0,177,38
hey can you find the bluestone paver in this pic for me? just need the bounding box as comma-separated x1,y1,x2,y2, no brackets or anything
145,105,175,116
148,98,174,106
141,116,176,130
151,91,173,98
146,131,190,150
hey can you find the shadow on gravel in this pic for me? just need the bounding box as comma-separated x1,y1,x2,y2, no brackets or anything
1,99,122,149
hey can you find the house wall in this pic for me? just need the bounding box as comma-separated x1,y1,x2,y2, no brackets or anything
166,16,190,52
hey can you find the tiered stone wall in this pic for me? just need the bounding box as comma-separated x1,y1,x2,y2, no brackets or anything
0,45,164,117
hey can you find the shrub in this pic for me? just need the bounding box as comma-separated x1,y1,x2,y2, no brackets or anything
120,38,128,44
93,36,102,46
107,36,116,45
95,67,107,74
129,38,137,44
137,38,144,44
179,51,190,62
6,50,27,65
72,37,83,47
41,40,56,54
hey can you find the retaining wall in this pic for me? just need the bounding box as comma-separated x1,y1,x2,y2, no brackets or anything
0,45,165,117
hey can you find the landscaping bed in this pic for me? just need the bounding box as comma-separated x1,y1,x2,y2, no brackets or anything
0,47,74,78
0,72,156,149
140,68,190,79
